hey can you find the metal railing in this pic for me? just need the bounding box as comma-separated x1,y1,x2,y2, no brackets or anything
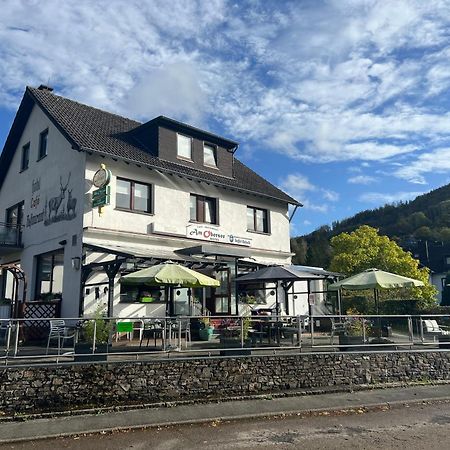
0,222,22,247
1,313,449,366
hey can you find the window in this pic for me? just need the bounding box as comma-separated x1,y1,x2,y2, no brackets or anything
247,206,270,233
177,133,192,160
204,143,217,167
445,256,450,267
116,178,152,213
5,202,24,245
38,129,48,160
190,194,218,224
21,143,30,171
35,250,64,298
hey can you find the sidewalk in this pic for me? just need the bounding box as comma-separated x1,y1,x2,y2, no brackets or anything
1,383,450,443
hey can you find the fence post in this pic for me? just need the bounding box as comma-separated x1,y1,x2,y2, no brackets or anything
240,316,244,348
93,320,97,353
297,315,301,347
311,315,315,347
407,316,413,342
14,320,19,357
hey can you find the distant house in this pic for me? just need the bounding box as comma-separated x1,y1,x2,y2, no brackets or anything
407,241,450,304
0,85,301,319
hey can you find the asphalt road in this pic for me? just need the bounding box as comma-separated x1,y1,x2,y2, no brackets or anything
2,400,449,450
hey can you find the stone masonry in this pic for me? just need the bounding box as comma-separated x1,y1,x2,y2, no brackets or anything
1,351,449,415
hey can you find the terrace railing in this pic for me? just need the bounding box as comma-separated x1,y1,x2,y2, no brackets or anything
0,222,22,247
1,313,449,366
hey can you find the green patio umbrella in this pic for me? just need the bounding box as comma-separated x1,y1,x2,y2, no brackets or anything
120,261,220,315
120,261,220,288
328,268,424,314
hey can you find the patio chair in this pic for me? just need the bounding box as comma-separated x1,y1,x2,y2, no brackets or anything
171,319,191,349
422,319,450,341
330,317,347,344
46,319,77,355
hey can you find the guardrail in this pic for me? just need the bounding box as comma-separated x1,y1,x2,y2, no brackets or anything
0,222,22,247
1,313,449,366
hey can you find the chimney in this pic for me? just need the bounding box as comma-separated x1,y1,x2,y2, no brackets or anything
37,84,54,92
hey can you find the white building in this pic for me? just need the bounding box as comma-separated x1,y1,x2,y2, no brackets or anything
0,86,300,320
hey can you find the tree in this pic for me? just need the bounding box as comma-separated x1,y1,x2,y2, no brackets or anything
441,273,450,306
290,238,308,265
329,225,437,308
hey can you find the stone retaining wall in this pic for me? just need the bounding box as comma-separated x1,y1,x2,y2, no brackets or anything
1,351,449,415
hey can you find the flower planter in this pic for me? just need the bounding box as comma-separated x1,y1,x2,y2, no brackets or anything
74,343,109,362
338,335,365,351
219,337,252,356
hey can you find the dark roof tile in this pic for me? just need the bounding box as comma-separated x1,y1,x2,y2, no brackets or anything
3,87,300,205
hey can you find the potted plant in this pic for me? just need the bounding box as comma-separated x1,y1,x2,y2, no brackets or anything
339,308,371,351
75,305,113,361
198,317,214,341
219,317,253,356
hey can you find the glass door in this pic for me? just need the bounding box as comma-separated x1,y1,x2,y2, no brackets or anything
213,268,231,315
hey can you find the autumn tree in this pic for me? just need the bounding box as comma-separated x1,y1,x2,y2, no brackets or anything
329,225,437,308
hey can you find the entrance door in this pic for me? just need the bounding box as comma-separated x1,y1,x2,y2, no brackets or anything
211,268,231,315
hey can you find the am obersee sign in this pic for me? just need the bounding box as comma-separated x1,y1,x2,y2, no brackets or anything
186,224,252,247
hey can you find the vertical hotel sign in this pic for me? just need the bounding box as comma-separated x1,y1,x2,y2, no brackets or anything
92,164,112,215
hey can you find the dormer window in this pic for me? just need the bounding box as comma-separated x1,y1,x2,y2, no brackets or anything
177,133,192,160
204,143,217,168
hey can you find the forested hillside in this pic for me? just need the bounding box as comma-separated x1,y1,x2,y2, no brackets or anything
291,183,450,268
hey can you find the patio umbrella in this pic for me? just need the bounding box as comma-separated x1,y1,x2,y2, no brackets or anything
120,261,220,288
328,268,424,314
237,266,324,315
120,261,220,315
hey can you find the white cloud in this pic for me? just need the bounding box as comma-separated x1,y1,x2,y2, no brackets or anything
279,174,335,213
394,147,450,184
322,189,339,202
1,0,450,175
359,191,424,204
348,175,378,185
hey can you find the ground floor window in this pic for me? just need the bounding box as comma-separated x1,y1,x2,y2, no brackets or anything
35,250,64,299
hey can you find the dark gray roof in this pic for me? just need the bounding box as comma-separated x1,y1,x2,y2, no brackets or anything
0,87,299,205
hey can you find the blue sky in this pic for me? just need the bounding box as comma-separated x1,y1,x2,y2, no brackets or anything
1,0,450,236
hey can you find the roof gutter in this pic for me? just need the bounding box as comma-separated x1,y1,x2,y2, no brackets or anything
289,204,301,223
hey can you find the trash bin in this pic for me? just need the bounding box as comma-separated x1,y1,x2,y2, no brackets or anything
381,325,392,337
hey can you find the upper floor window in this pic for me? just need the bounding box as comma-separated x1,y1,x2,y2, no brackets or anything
38,129,48,160
21,142,30,171
445,256,450,267
116,178,152,213
204,143,217,167
190,194,218,224
247,206,270,233
177,133,192,160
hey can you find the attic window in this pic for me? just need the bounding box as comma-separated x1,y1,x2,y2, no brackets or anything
177,133,192,160
38,129,48,160
21,142,30,171
204,143,217,167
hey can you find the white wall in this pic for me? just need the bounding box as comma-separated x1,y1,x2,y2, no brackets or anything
83,155,292,262
0,104,85,317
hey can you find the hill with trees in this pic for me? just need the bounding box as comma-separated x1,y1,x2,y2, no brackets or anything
291,183,450,269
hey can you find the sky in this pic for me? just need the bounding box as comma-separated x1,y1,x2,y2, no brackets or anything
1,0,450,237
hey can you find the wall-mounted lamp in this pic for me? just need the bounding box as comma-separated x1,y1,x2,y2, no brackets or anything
269,290,275,296
71,257,81,270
